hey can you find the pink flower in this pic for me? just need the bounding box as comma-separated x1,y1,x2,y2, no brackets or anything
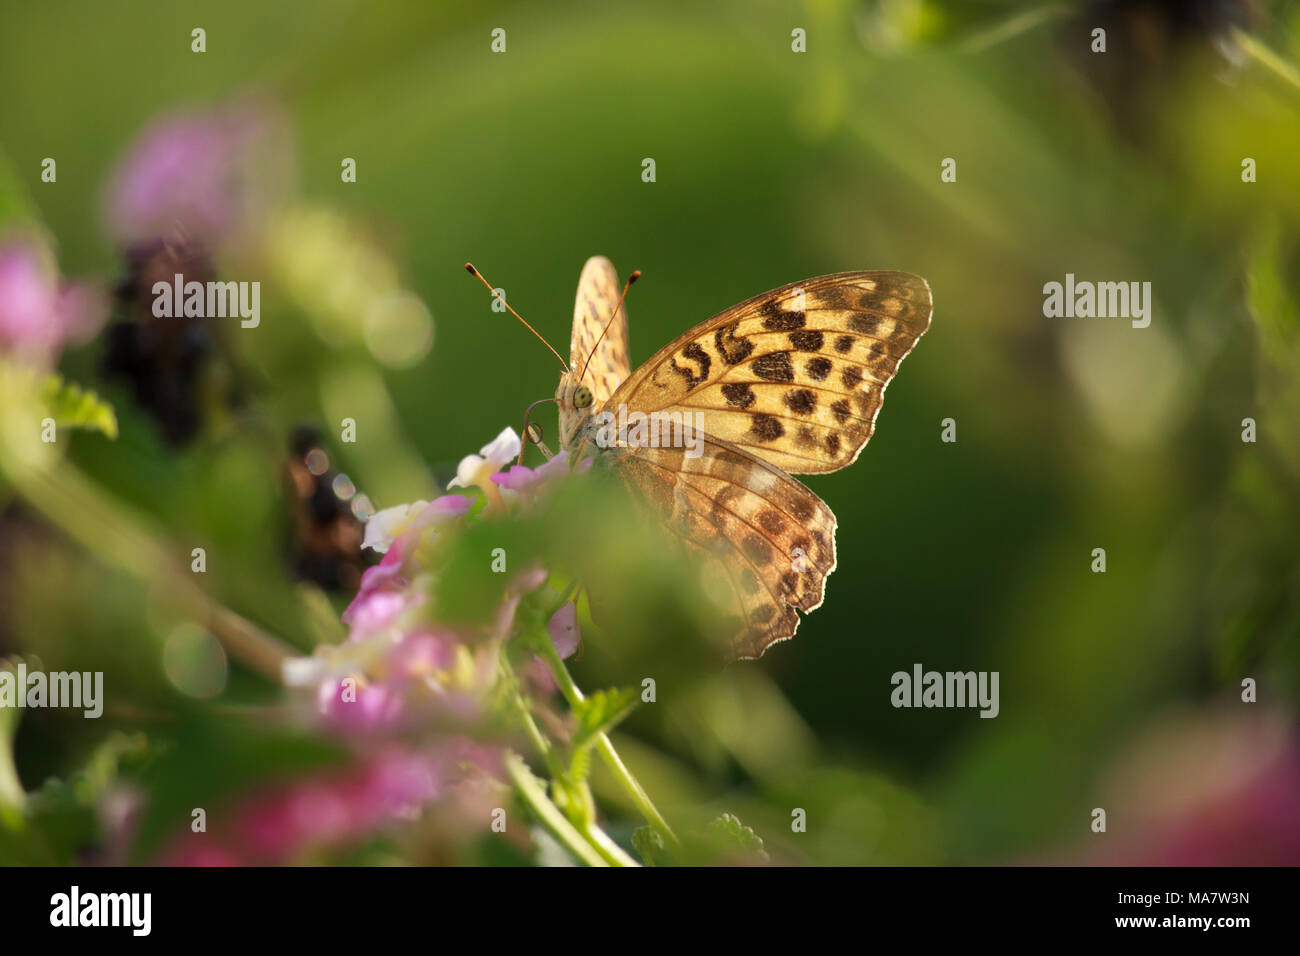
103,103,291,247
387,631,454,678
341,533,418,639
0,238,106,361
157,744,499,865
316,677,408,733
547,602,580,659
285,427,585,756
341,590,412,639
490,451,589,500
1062,708,1300,866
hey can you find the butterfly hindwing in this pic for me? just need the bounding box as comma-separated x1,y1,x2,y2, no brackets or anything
604,271,931,475
570,256,632,407
606,433,837,659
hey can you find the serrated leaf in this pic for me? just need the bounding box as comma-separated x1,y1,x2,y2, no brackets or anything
40,375,118,439
572,687,638,751
702,812,769,863
631,825,669,867
565,688,636,788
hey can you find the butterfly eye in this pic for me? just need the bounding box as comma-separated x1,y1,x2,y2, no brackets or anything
573,385,593,409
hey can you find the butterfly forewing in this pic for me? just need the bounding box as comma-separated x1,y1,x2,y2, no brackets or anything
570,256,632,406
604,271,931,475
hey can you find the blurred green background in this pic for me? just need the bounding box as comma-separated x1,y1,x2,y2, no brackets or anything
2,0,1299,865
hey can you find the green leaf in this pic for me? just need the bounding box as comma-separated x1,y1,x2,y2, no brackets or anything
573,687,639,744
39,375,118,439
631,825,669,867
702,812,769,863
0,729,150,865
572,687,638,752
566,687,636,788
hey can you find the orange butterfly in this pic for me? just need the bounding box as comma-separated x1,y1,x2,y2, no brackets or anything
477,258,931,659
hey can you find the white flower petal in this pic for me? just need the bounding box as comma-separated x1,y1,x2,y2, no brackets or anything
282,656,326,687
362,501,423,553
480,427,522,467
447,454,485,490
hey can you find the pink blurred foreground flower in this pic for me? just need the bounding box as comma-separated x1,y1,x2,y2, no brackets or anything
545,602,580,659
158,744,501,865
0,239,106,361
1069,708,1300,865
103,103,291,247
285,429,589,727
241,426,587,860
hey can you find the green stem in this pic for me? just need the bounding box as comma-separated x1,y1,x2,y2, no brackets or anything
959,3,1069,54
505,752,609,867
580,818,639,867
0,706,25,812
535,630,680,847
500,654,637,866
1232,27,1300,93
3,456,294,682
591,734,677,846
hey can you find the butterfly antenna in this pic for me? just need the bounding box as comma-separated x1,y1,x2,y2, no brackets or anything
465,263,569,371
579,269,640,385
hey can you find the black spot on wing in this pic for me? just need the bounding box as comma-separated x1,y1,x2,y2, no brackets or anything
805,357,832,381
789,329,824,351
759,299,806,331
670,342,711,389
743,535,773,564
751,414,784,441
784,388,817,415
721,382,756,408
849,313,883,334
715,321,754,365
752,352,794,382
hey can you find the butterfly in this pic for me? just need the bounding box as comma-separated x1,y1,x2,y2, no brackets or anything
548,256,932,660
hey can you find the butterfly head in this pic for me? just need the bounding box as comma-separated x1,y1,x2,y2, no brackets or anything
555,371,598,451
557,266,640,451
